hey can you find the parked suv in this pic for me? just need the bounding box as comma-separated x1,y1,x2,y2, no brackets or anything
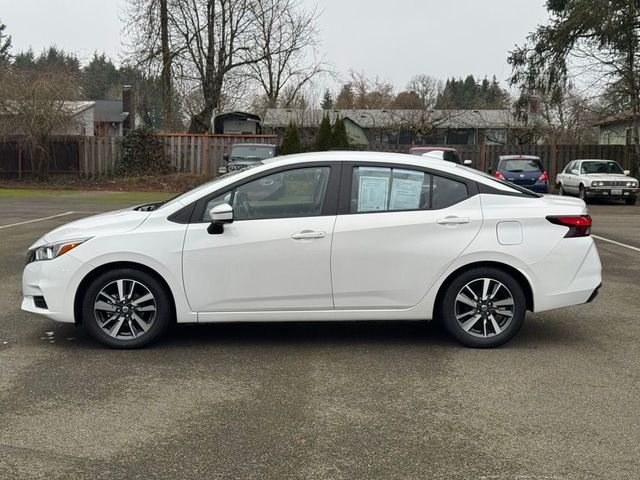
490,155,548,193
220,143,278,174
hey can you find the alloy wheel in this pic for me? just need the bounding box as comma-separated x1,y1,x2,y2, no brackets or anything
94,279,157,340
454,278,515,338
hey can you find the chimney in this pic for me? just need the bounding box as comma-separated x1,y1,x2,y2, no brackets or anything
122,86,135,133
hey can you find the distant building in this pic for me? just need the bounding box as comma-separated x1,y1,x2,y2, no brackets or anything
213,111,263,134
596,113,638,145
263,108,525,146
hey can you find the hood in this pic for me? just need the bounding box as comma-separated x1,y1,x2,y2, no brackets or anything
583,173,635,183
229,158,263,165
42,208,151,244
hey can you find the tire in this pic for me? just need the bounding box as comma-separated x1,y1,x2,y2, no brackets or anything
440,267,526,348
578,184,588,203
625,196,637,205
557,183,564,195
81,268,172,348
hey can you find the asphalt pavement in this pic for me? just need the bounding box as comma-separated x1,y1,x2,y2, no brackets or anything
0,191,639,480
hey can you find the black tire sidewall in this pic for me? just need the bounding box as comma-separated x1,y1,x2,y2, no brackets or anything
82,268,171,348
440,267,526,348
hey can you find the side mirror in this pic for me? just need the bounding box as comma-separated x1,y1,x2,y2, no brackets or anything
624,169,631,176
463,159,472,166
571,169,579,175
207,203,234,234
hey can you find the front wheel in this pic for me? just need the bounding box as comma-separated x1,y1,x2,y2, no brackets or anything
625,196,637,205
557,183,564,195
440,267,526,348
82,269,172,348
578,185,588,203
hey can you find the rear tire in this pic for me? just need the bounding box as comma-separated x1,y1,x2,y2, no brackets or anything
625,196,637,205
440,267,526,348
82,268,171,348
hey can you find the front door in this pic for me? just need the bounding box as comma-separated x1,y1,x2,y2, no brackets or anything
182,165,339,312
331,165,483,309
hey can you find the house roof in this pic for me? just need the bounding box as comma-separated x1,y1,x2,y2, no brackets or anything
263,108,522,129
594,112,633,127
94,100,128,123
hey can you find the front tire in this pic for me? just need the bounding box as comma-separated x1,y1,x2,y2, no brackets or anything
82,269,171,348
578,184,588,203
440,267,526,348
625,196,637,205
557,183,564,195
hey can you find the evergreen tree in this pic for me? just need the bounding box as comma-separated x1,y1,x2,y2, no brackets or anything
280,121,303,155
83,52,120,100
314,114,333,151
332,116,349,149
321,89,334,110
0,19,11,64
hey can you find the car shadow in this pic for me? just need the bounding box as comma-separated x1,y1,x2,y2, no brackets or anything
39,315,586,351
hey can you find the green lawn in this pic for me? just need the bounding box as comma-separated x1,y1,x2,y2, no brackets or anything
0,188,175,203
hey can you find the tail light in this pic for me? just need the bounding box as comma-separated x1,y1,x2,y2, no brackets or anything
538,171,549,182
495,171,506,180
546,215,592,238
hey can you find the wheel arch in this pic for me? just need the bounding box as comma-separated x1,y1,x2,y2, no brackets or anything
73,261,177,325
434,261,534,317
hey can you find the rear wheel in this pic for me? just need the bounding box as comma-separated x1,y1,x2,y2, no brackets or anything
625,196,637,205
440,267,526,348
82,269,171,348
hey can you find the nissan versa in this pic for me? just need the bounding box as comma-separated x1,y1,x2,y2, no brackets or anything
22,152,602,349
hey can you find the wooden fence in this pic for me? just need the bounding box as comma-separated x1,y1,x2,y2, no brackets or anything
0,135,635,179
371,143,634,179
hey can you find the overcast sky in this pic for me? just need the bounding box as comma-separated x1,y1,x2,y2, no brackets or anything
1,0,550,90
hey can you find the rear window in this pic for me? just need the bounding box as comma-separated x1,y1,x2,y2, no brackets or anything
230,145,275,159
500,159,543,172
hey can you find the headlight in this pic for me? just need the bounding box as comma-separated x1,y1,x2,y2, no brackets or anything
26,238,90,264
626,181,637,187
591,181,603,187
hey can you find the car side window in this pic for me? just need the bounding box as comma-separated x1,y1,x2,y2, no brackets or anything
432,175,469,209
350,166,431,213
232,167,331,221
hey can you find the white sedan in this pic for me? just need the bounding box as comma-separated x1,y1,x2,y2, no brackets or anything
22,152,602,349
556,159,638,204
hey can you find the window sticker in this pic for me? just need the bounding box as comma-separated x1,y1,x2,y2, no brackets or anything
389,170,424,210
358,176,389,211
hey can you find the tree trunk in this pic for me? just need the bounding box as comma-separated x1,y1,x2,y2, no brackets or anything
160,0,173,131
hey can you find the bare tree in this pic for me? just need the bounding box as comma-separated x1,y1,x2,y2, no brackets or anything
246,0,326,109
0,69,82,178
406,74,441,110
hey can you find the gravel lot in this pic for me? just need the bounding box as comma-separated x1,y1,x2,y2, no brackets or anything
1,191,639,480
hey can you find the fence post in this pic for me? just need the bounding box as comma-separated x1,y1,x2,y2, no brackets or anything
202,136,209,175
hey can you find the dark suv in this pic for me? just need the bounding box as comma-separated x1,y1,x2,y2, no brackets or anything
220,143,278,174
490,155,548,193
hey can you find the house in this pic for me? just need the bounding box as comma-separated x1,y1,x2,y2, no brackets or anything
596,113,638,145
263,108,525,146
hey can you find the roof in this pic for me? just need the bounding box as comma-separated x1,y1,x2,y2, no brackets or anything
94,100,128,123
498,155,541,160
594,112,633,127
264,108,522,129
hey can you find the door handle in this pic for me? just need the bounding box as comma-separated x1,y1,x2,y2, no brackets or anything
437,216,471,225
291,230,326,240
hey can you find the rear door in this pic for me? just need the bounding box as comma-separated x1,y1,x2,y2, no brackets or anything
330,163,483,309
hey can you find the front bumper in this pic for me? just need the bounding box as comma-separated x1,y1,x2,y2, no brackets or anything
585,187,638,198
21,253,90,323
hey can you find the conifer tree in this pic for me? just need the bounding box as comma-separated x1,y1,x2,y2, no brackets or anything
280,121,303,155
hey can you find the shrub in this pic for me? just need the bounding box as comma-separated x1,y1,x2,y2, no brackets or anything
117,126,173,176
332,116,349,149
314,114,333,151
280,121,303,155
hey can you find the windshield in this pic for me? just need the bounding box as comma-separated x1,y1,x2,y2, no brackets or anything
580,160,624,175
231,145,275,160
500,159,543,172
157,164,260,209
